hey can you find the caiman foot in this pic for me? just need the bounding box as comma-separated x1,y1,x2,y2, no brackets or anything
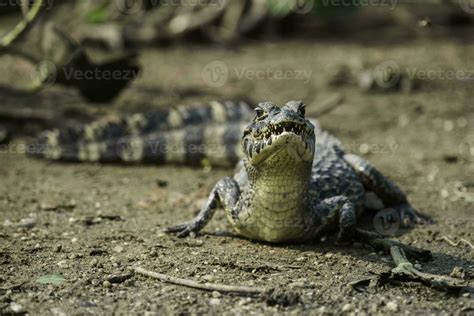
163,220,201,238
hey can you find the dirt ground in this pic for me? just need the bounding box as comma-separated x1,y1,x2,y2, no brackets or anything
1,24,474,314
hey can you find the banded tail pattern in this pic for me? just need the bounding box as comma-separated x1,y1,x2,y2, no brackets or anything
27,100,254,167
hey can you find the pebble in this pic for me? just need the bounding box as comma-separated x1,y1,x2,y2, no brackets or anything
195,239,204,246
103,280,111,288
9,302,25,314
201,274,214,282
450,267,466,279
57,260,69,268
342,303,355,312
386,301,399,312
90,258,98,267
209,298,221,305
212,291,221,298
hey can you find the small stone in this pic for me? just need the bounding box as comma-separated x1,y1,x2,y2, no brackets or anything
443,120,454,132
212,291,221,298
68,217,78,224
103,280,111,288
342,303,354,312
9,302,25,314
201,274,214,282
71,237,78,243
57,260,69,268
90,258,98,267
450,267,466,279
113,245,124,253
195,239,203,246
209,298,221,305
386,301,399,312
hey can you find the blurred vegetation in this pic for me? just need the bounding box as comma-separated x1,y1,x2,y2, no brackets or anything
0,0,472,103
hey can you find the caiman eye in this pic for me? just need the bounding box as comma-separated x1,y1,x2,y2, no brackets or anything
298,104,306,116
254,107,266,119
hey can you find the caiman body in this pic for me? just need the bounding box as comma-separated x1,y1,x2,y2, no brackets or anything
29,100,424,243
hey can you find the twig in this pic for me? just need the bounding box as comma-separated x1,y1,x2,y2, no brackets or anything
351,246,467,293
0,282,26,293
438,236,474,250
0,107,56,123
0,0,44,50
389,246,466,290
20,0,30,17
132,266,265,295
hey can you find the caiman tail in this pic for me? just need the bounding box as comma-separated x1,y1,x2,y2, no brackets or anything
27,100,253,167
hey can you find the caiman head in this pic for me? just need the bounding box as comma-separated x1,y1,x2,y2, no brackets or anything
242,101,315,169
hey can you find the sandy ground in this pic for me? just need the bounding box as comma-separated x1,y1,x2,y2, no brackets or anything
0,27,474,314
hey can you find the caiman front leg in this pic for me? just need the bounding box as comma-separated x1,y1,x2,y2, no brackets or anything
164,177,240,237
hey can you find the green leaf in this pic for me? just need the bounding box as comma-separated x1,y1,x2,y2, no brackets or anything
86,3,110,24
267,0,294,18
36,274,66,285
